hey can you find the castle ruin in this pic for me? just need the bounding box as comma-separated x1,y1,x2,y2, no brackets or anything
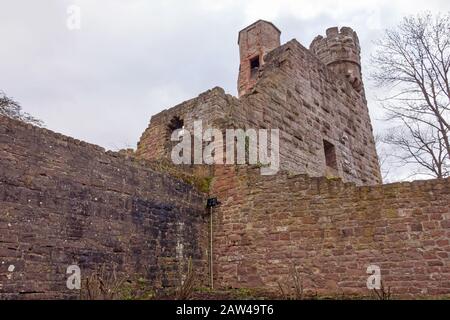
0,21,449,299
137,20,382,186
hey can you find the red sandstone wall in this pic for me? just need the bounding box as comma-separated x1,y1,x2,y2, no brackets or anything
136,87,235,162
0,116,207,299
212,166,450,297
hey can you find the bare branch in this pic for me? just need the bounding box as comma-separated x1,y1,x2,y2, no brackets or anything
0,91,44,127
371,12,450,179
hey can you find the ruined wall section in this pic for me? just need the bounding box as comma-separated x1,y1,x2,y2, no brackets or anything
0,116,207,299
212,166,450,297
136,87,237,163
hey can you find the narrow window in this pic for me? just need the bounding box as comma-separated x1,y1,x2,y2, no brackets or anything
168,116,184,132
250,56,260,77
167,116,188,160
323,140,337,170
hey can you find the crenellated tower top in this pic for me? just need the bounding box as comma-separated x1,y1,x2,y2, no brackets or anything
310,27,365,96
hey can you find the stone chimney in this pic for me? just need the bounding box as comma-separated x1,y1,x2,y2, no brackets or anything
237,20,281,97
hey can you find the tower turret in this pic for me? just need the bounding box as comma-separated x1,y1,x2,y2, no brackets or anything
237,20,281,97
310,27,364,96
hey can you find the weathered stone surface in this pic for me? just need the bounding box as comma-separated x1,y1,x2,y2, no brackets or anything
310,27,364,95
0,116,207,299
237,20,281,97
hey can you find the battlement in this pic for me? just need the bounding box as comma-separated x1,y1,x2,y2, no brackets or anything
310,27,364,94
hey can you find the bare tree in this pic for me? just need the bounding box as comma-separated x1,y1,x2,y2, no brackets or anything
372,12,450,179
383,121,449,178
0,91,43,126
374,134,392,181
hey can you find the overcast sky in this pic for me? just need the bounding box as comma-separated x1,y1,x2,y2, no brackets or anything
1,0,449,180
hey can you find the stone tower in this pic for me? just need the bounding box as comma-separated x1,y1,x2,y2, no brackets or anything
237,20,281,97
310,27,365,98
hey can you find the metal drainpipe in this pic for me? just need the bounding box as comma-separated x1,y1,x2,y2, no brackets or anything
207,197,220,290
210,205,214,289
